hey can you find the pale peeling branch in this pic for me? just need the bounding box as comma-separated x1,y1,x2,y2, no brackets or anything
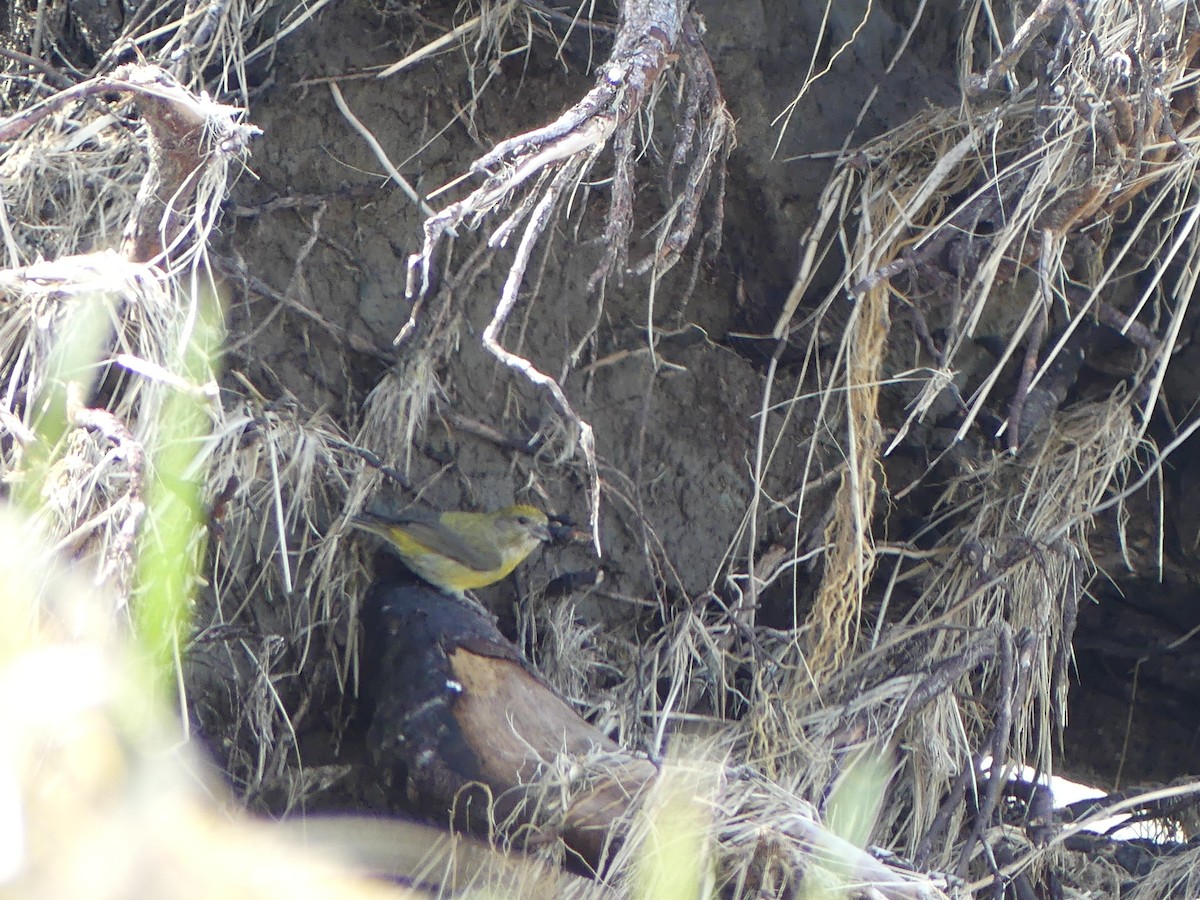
399,0,733,547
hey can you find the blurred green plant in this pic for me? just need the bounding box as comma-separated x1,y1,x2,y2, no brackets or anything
133,284,224,698
632,763,716,900
10,294,114,514
802,747,893,899
6,279,223,700
825,748,891,850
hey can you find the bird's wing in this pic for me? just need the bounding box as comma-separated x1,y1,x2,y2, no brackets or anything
395,511,503,572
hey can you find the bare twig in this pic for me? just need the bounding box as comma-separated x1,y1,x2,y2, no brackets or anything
1005,230,1055,451
0,46,75,88
328,81,437,219
324,436,412,491
967,0,1071,96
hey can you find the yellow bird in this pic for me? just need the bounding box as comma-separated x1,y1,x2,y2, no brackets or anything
351,504,552,595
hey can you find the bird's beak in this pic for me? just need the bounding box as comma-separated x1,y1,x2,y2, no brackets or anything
547,521,586,544
533,522,554,543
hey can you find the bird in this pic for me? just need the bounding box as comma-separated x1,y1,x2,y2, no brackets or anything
351,503,552,595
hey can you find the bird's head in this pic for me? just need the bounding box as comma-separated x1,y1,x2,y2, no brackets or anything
492,504,552,552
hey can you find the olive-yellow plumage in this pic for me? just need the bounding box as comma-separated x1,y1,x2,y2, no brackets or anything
352,504,551,594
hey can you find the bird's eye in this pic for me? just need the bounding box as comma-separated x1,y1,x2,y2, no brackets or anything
516,516,529,526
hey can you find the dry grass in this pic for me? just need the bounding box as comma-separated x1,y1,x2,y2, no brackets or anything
725,0,1200,887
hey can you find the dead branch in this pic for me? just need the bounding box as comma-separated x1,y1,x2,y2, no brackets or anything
1005,230,1055,451
393,2,733,549
967,0,1075,96
361,578,947,898
402,0,713,306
